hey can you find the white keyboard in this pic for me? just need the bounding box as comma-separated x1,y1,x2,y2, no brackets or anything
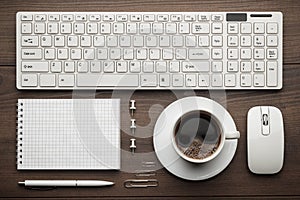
16,12,282,90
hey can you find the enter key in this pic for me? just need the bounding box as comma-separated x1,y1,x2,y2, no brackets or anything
188,48,210,60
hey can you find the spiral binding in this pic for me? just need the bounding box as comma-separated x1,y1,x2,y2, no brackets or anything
16,101,24,166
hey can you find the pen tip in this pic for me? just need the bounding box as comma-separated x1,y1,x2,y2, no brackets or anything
18,182,25,185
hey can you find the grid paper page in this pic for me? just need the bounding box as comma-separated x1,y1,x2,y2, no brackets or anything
17,99,120,170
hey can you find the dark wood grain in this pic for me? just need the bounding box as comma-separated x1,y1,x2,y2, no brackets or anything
0,0,300,198
0,63,299,198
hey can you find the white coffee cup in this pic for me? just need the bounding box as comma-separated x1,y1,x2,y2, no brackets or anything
172,110,240,164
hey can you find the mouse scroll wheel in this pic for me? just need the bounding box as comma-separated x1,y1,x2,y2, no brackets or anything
262,114,269,126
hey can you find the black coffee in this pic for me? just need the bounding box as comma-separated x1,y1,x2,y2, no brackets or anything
174,111,221,160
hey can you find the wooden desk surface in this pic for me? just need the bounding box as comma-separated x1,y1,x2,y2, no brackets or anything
0,0,299,199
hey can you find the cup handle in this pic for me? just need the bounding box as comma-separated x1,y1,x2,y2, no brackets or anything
225,131,240,139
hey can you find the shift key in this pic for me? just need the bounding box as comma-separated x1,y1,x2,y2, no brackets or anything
21,49,42,59
21,61,49,72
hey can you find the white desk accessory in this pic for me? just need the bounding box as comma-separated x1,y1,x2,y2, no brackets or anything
247,106,284,174
153,96,239,180
17,12,282,90
18,180,114,187
16,99,120,170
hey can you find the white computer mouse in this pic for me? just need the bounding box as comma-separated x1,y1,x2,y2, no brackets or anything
247,106,284,174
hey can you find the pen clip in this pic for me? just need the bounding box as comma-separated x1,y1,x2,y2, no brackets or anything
124,179,158,188
25,186,57,191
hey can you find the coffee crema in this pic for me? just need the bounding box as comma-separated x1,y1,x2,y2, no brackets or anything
174,111,222,160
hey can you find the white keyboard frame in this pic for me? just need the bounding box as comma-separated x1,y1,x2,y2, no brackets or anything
16,12,283,90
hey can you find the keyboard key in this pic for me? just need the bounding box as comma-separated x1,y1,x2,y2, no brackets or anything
267,35,278,47
254,74,265,87
172,74,184,87
103,14,115,21
254,35,264,47
59,74,75,87
130,61,141,72
227,61,238,72
21,36,38,47
51,61,62,72
254,23,265,34
144,14,155,21
192,23,209,34
212,49,223,59
34,23,45,34
61,23,72,34
199,14,209,21
159,74,170,87
49,14,60,21
79,74,143,87
171,14,182,21
240,48,251,60
198,74,209,87
228,23,238,34
240,23,251,34
141,74,157,87
90,61,101,72
48,23,59,34
241,74,251,87
64,61,75,72
225,74,236,87
188,48,210,59
21,74,38,87
179,23,189,34
228,35,238,47
241,35,251,47
89,14,101,21
211,14,223,21
21,49,42,60
267,49,278,59
182,61,209,72
116,61,128,73
267,23,278,34
100,23,111,34
35,14,46,21
267,61,278,87
241,61,251,72
212,23,222,34
21,14,33,21
143,61,154,72
158,14,169,21
62,14,74,21
184,14,196,21
156,61,167,72
212,36,223,47
77,61,88,72
212,74,223,87
185,74,196,87
21,61,48,72
254,61,264,72
21,23,32,34
227,49,238,60
131,14,142,22
170,61,180,72
40,74,56,87
254,48,265,59
75,14,87,21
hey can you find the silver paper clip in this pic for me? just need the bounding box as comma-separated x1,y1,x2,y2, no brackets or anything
124,179,158,188
135,170,156,177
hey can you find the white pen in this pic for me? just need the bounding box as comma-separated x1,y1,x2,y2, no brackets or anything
18,180,114,187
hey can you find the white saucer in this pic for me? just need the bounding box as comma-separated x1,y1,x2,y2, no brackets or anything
153,97,239,181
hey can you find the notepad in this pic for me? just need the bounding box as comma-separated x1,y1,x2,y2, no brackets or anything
16,99,120,170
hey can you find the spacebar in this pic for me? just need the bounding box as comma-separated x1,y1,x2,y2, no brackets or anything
77,74,139,87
